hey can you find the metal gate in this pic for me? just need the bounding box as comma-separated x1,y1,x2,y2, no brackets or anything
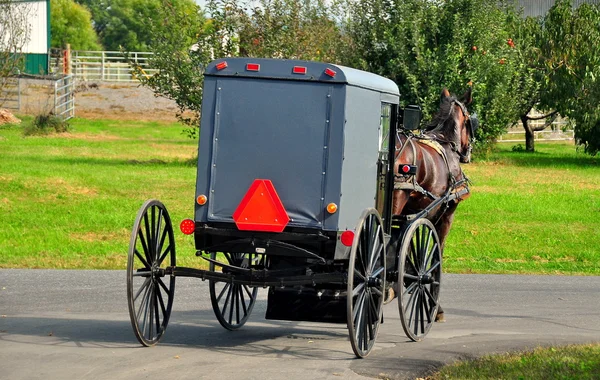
0,77,21,110
54,75,74,120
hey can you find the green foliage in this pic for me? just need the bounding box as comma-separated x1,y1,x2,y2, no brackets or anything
76,0,198,51
237,0,350,63
345,0,526,146
129,0,208,135
22,114,71,136
537,0,600,155
51,0,102,50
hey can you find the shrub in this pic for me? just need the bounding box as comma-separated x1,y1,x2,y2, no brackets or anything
23,114,70,136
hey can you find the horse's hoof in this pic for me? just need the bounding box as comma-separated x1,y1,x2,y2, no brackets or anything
383,287,396,305
435,312,446,323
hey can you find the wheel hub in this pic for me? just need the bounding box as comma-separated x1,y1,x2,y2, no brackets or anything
367,276,382,288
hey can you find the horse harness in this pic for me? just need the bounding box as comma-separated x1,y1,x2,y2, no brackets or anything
393,99,476,202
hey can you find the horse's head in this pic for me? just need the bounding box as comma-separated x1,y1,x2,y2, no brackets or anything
432,88,477,163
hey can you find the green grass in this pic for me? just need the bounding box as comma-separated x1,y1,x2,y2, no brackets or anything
430,344,600,379
0,119,599,272
0,117,199,268
446,141,600,275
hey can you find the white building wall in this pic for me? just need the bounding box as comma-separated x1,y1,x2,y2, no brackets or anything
1,1,48,54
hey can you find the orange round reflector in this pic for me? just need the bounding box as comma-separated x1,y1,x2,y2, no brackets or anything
180,219,195,235
197,194,207,205
340,230,355,247
326,203,338,214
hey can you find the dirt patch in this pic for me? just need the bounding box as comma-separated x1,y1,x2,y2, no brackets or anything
17,79,181,122
43,178,98,197
69,230,128,243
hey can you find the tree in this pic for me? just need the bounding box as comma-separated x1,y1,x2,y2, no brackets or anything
130,0,209,133
76,0,198,51
537,0,600,155
237,0,350,64
0,0,31,98
51,0,102,50
345,0,530,146
510,0,600,154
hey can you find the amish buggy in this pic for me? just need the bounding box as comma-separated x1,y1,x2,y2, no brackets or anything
126,58,475,358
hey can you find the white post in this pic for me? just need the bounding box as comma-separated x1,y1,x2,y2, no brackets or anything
101,51,105,81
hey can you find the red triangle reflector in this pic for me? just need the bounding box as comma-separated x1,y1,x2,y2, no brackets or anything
233,179,290,232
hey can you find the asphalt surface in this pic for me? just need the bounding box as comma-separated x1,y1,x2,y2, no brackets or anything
1,270,599,379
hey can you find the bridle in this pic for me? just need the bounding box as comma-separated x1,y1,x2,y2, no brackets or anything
451,100,478,163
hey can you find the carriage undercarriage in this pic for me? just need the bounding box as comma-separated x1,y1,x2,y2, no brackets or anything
127,183,467,357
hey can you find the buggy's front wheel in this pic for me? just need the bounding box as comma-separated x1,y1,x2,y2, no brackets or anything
398,218,442,342
346,208,386,358
127,199,176,346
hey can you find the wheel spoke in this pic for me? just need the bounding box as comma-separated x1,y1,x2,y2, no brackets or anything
216,283,231,303
353,290,366,323
155,208,163,258
242,285,253,300
410,238,419,272
352,282,365,297
239,285,248,316
403,280,419,297
228,284,235,325
157,227,169,263
158,244,172,266
369,240,383,274
133,277,151,302
156,283,167,317
144,213,154,258
138,229,152,266
134,249,150,269
354,268,366,282
425,260,441,276
423,229,432,269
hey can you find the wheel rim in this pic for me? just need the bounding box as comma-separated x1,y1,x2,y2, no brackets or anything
347,208,386,358
127,200,176,346
398,218,442,342
209,252,259,330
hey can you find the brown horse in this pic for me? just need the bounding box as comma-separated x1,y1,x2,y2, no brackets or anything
391,88,476,320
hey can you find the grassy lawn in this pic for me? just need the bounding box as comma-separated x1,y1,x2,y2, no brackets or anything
1,118,599,272
430,344,600,379
447,142,600,275
0,117,200,268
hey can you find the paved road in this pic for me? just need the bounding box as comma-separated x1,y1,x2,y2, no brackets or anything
1,270,599,379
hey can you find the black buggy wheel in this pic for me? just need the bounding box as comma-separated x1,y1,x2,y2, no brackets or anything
127,199,176,346
209,252,259,330
398,218,442,342
347,208,386,358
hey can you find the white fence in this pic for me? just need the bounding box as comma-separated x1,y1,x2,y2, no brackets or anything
54,74,74,120
51,50,158,82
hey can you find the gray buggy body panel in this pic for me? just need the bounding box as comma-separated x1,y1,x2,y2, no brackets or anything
195,58,399,233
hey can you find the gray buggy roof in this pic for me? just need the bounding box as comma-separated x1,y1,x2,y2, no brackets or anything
204,58,399,101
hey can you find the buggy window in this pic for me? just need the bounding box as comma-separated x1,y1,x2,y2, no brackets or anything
379,103,391,155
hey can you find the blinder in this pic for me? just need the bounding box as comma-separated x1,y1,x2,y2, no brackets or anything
468,112,479,140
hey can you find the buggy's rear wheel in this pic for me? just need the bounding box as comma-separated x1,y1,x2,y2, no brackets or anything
127,200,176,346
398,218,442,342
209,252,259,330
347,208,386,358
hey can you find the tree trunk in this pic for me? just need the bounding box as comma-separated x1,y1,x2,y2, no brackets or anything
522,114,535,152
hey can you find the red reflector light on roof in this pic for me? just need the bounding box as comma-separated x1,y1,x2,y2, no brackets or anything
292,66,307,75
340,230,355,247
324,68,336,78
180,219,195,235
246,63,260,72
216,61,228,71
